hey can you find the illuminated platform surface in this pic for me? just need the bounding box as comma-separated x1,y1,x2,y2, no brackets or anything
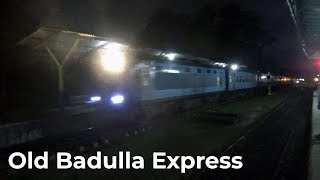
310,89,320,180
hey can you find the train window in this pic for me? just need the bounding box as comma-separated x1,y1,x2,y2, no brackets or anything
185,67,191,72
155,65,162,70
207,70,211,73
213,70,217,74
197,69,202,73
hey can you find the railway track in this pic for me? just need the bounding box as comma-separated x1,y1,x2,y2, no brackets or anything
194,88,312,180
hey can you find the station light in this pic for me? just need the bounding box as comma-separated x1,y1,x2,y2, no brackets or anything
315,77,319,82
213,62,227,68
165,53,176,61
100,42,126,73
261,75,267,79
230,64,239,71
314,58,320,69
110,95,124,104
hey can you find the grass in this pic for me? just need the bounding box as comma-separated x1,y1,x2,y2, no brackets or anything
6,92,288,180
215,93,287,115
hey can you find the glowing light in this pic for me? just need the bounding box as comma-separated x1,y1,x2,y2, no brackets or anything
162,69,180,73
90,96,101,102
100,43,126,73
104,42,125,49
261,75,267,79
165,53,176,61
214,62,227,67
314,58,320,69
111,95,124,104
230,64,238,71
315,78,319,82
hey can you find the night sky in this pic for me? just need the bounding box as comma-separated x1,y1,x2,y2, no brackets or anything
18,0,316,77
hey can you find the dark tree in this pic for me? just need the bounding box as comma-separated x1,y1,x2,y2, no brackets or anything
216,3,276,68
137,3,275,70
136,8,193,53
1,1,38,110
137,5,219,58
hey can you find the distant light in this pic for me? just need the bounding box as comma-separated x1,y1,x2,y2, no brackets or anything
90,96,101,102
296,80,300,84
261,75,267,79
162,69,180,73
111,95,124,104
315,78,319,82
230,64,238,71
165,53,176,61
317,75,319,77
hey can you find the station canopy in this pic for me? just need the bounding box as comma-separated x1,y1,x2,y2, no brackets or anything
17,27,244,69
287,0,320,60
17,27,128,60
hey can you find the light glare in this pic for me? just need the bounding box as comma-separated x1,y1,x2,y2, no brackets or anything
162,69,180,73
100,48,126,73
111,95,124,104
165,53,176,61
90,96,101,102
231,64,238,71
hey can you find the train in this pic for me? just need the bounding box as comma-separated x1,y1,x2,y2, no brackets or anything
83,45,293,118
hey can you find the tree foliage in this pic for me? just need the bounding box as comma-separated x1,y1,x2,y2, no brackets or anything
137,3,276,67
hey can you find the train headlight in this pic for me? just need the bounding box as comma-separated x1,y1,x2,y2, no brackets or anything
110,95,124,104
90,96,101,102
100,43,126,73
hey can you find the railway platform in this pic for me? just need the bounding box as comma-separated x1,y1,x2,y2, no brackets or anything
309,88,320,180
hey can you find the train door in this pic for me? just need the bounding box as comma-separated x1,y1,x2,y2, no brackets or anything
220,72,224,88
229,72,236,91
193,72,200,93
134,65,152,101
233,73,236,90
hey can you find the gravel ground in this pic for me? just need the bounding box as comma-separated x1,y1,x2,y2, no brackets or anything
197,88,312,180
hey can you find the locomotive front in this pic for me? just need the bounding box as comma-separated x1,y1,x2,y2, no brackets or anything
88,42,134,107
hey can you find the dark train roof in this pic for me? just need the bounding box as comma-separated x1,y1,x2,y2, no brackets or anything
130,48,247,70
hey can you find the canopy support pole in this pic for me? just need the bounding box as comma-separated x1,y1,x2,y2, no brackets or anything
44,38,80,111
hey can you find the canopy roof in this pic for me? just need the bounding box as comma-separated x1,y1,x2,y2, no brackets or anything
17,27,246,69
17,27,128,60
